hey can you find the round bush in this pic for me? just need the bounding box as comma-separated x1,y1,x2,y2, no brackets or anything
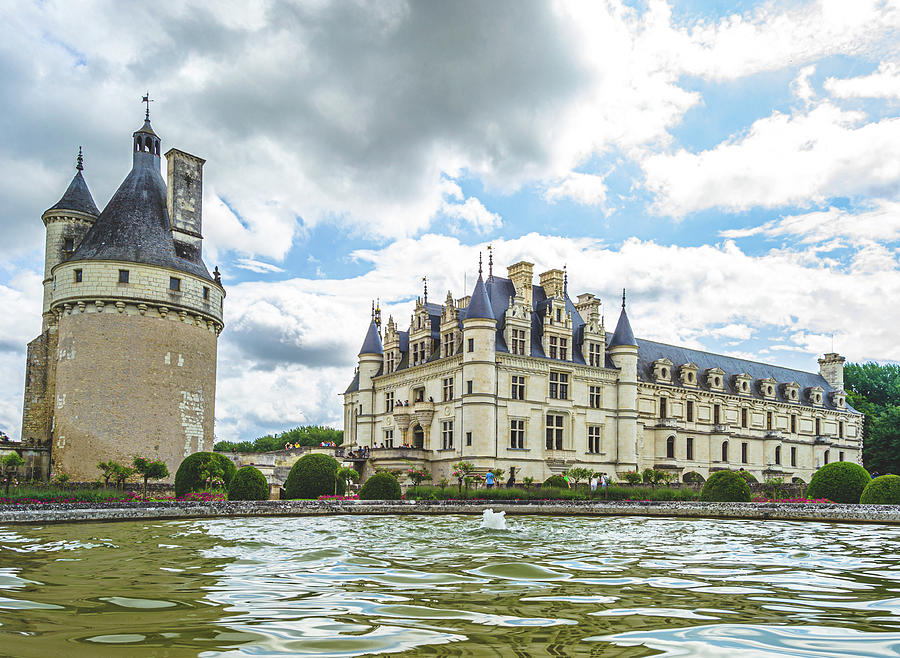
175,452,237,498
860,474,900,505
700,470,751,502
228,465,269,501
358,472,401,500
738,470,758,484
683,471,705,484
806,461,871,504
284,453,344,499
543,475,569,488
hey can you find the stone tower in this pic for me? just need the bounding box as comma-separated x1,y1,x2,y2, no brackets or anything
20,111,226,481
608,292,639,474
461,259,497,456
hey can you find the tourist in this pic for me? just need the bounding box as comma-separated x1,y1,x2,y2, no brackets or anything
601,474,609,490
507,470,516,488
485,470,495,489
590,475,598,493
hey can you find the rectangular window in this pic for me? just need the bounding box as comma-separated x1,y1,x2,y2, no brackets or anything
169,276,181,292
203,286,210,300
549,335,558,359
74,269,83,283
791,414,797,433
741,408,748,428
412,343,421,366
442,377,454,402
63,237,74,252
839,450,844,462
384,429,393,448
118,269,129,284
839,421,844,438
791,446,797,467
386,353,395,373
686,400,694,422
511,328,527,355
511,375,525,400
510,419,525,449
466,380,473,395
660,397,667,419
559,338,568,361
714,404,721,425
686,437,694,460
549,372,569,399
741,442,748,464
587,426,601,453
415,388,424,403
589,385,601,409
442,332,454,357
466,431,472,447
467,338,474,352
545,413,564,450
766,411,773,430
815,418,821,435
824,450,830,465
441,421,454,450
385,392,394,413
775,446,781,465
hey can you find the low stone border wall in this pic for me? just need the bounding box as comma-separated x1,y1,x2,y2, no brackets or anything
1,499,899,525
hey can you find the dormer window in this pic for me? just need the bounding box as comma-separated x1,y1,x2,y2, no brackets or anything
706,367,725,390
783,381,800,402
807,386,824,406
759,377,777,399
588,342,602,367
734,373,752,395
830,391,845,408
679,363,699,387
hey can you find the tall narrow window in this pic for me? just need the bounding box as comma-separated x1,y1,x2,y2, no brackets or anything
588,426,601,453
511,329,526,355
775,445,781,465
384,429,394,449
511,376,525,400
386,353,395,373
466,432,472,446
722,441,729,462
741,442,748,464
589,386,601,409
791,446,797,467
686,400,694,422
546,414,564,450
74,269,83,283
588,342,602,366
169,276,181,292
839,421,844,438
824,449,830,464
466,380,473,395
549,336,558,359
63,237,74,252
203,286,210,300
766,412,773,430
791,414,797,433
118,269,129,284
385,392,394,412
442,377,454,402
714,404,721,425
660,397,667,419
686,437,694,460
559,338,568,361
441,421,454,450
510,419,525,449
549,372,568,399
467,338,474,352
666,436,675,459
839,450,844,462
741,408,748,428
815,418,821,435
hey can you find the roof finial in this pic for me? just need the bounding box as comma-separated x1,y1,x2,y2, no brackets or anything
487,244,493,279
142,91,154,121
422,276,428,305
76,146,83,172
371,299,375,319
563,264,568,295
375,298,382,327
478,251,483,276
622,288,626,309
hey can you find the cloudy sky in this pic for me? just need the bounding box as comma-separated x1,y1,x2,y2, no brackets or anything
1,0,899,442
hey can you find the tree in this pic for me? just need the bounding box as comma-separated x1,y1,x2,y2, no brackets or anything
845,362,900,475
132,457,169,500
112,463,136,490
1,452,25,495
565,467,593,486
98,461,122,488
335,467,359,495
452,461,475,493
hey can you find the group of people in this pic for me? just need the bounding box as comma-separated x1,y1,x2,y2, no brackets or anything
589,474,611,491
345,447,371,459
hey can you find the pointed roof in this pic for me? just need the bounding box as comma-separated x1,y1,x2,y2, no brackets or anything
608,292,637,348
46,150,100,216
465,273,495,320
358,318,383,355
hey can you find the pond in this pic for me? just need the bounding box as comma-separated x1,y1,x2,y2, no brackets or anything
1,514,899,656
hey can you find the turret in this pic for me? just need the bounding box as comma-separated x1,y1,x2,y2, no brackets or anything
355,308,383,446
608,290,638,470
461,255,497,456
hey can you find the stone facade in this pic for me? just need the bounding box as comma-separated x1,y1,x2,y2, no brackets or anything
19,115,224,482
344,259,862,485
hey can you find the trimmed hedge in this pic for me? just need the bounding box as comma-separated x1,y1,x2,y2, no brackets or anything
738,470,758,484
806,461,871,504
700,470,751,502
359,472,402,500
683,471,705,484
860,474,900,505
284,453,344,499
228,465,269,501
543,475,569,488
175,452,237,498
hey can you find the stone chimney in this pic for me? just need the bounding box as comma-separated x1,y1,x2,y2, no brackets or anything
818,352,846,391
165,148,206,249
576,293,601,321
539,268,565,299
507,261,534,308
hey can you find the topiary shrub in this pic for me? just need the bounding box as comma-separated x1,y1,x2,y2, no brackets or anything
860,474,900,505
358,472,401,500
806,461,871,504
738,470,758,484
543,475,569,488
175,452,237,498
683,471,705,485
284,453,344,499
700,470,751,502
228,465,269,501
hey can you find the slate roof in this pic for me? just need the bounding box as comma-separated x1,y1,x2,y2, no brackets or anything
464,273,494,320
636,338,858,413
358,318,383,355
608,306,637,348
46,170,100,216
68,120,212,281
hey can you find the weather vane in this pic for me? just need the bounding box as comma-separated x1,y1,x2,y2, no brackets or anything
142,91,154,120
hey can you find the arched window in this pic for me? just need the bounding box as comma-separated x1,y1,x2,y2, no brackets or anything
155,140,160,155
666,436,675,459
774,446,781,465
824,450,830,465
721,441,729,462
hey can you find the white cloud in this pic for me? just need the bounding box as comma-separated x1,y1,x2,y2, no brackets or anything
440,197,502,234
544,172,608,206
791,65,817,105
644,103,900,216
825,61,900,99
234,258,286,274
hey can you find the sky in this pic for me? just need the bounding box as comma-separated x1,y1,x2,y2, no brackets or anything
1,0,899,443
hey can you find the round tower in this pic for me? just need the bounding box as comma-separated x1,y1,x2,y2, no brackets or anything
461,258,497,458
608,291,639,473
45,113,225,481
355,308,384,447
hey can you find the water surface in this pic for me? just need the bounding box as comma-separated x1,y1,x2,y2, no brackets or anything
1,515,900,656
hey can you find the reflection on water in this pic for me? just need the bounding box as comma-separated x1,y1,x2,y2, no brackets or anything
1,515,900,656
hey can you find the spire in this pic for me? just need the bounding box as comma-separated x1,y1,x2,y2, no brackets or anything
487,244,493,280
564,265,568,296
423,276,428,305
45,147,100,216
76,146,83,171
133,97,161,169
465,256,495,321
358,314,384,356
608,290,637,348
142,91,154,121
478,251,483,276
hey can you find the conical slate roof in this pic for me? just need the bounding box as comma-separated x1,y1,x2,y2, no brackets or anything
465,273,495,320
358,318,383,355
608,305,637,348
46,170,99,216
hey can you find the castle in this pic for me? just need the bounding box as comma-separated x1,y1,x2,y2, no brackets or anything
19,108,225,481
344,256,862,484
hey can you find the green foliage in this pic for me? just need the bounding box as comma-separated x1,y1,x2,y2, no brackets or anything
132,456,170,500
807,461,871,504
543,475,569,488
738,470,758,484
404,484,700,502
2,452,25,494
214,425,344,453
700,470,751,502
0,486,132,504
565,467,593,485
623,470,642,485
336,467,359,495
97,461,120,487
358,472,402,500
860,474,900,505
175,452,237,498
683,471,705,484
284,453,343,499
228,465,269,501
845,362,900,475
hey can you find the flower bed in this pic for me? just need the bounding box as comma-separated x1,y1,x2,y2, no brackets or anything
0,488,226,505
752,496,835,504
318,494,360,500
